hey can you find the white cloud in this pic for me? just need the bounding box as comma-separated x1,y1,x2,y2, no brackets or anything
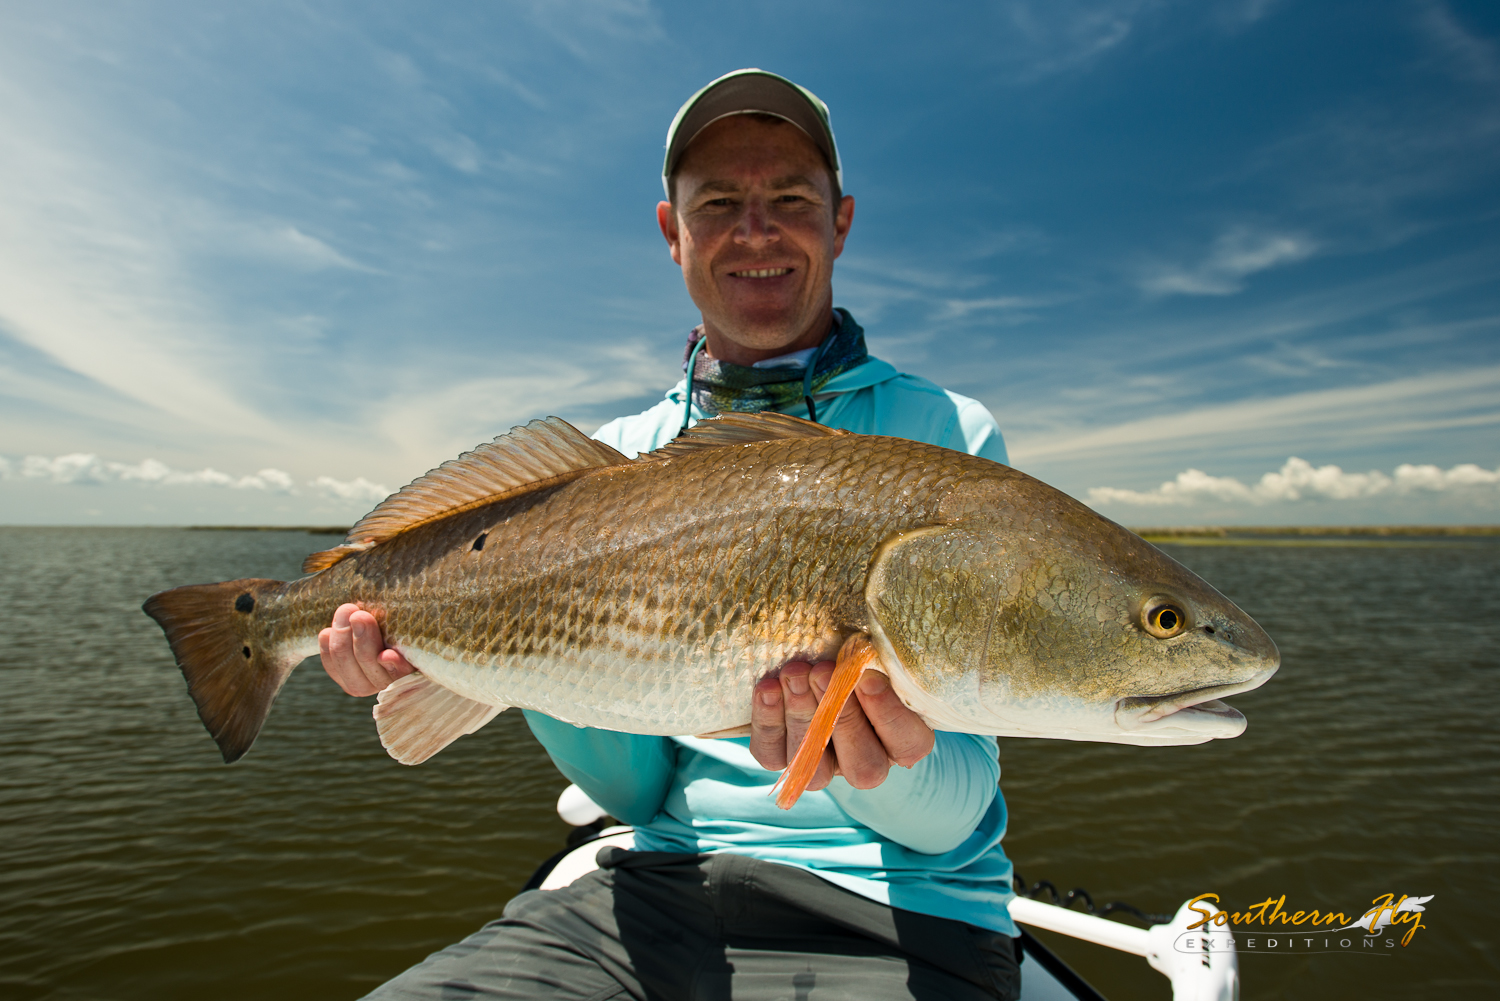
367,339,668,469
310,475,392,504
1089,457,1500,506
1,452,389,502
1393,462,1500,490
1011,364,1500,465
1419,0,1500,84
0,69,288,442
427,133,483,175
1003,0,1147,81
1141,228,1317,296
256,226,368,272
3,453,297,491
935,296,1047,320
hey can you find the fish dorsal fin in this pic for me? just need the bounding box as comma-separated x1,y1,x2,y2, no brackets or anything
303,417,628,574
642,411,850,460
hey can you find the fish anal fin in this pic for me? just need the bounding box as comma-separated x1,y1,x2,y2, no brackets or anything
373,672,506,765
773,633,878,810
642,412,850,460
303,418,629,575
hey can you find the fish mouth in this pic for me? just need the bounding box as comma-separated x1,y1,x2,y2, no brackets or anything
1114,667,1278,739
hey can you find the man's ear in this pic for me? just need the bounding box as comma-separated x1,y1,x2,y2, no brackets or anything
657,201,683,266
832,195,855,260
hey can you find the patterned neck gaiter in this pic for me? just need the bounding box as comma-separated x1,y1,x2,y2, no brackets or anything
682,308,869,416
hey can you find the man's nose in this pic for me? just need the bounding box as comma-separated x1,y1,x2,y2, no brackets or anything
733,196,778,248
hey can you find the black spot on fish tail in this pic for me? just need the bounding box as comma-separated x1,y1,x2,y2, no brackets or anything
235,593,255,613
472,533,487,552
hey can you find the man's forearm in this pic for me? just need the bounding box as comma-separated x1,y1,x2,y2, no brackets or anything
824,731,999,854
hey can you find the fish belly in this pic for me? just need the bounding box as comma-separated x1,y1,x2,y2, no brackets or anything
400,634,822,736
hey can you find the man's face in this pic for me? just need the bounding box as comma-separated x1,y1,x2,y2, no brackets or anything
658,116,855,365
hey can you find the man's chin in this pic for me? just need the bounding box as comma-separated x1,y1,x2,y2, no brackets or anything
713,328,816,359
707,306,829,354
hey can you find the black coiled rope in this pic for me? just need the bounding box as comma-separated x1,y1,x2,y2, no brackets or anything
1012,871,1173,927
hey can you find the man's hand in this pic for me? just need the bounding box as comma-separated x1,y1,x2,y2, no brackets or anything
748,661,935,791
318,603,415,696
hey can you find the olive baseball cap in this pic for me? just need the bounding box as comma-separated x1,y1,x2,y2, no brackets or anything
662,68,842,198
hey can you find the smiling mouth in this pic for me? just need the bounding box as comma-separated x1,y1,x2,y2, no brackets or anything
730,268,792,278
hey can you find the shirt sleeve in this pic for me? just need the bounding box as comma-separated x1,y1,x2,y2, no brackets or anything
521,710,676,827
823,732,1000,855
947,393,1009,466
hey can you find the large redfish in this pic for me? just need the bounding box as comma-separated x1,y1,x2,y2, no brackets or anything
143,413,1278,807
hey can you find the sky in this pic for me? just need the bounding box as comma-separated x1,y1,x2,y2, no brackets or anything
1,0,1497,527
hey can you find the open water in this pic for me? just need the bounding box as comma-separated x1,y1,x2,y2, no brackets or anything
1,527,1496,999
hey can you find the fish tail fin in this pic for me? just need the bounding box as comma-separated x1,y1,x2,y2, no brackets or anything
773,634,879,810
142,578,299,763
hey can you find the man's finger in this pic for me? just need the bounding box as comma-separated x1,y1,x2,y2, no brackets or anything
748,674,789,771
378,647,417,676
346,609,395,694
320,603,378,696
798,662,839,792
781,662,836,792
812,665,892,789
319,604,414,698
855,671,934,768
348,609,415,689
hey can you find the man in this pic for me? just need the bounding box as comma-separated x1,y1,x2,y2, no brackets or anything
323,70,1021,1000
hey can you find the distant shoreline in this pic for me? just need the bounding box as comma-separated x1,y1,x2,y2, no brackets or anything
1131,525,1500,537
1133,526,1500,547
183,525,350,534
1,524,1493,538
188,524,1499,537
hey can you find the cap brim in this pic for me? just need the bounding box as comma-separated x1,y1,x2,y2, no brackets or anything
663,70,840,197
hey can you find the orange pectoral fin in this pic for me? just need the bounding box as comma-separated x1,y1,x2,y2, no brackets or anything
772,633,880,810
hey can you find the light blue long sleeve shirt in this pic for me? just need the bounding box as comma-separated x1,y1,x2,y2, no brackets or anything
523,334,1018,935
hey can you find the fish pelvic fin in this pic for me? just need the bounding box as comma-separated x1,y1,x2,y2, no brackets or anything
773,633,879,811
303,417,630,574
373,673,506,764
642,411,850,460
141,579,300,763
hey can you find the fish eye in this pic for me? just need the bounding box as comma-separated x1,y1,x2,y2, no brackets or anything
1141,597,1189,639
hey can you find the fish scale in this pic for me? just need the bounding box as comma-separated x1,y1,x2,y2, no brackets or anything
287,442,919,733
143,412,1278,794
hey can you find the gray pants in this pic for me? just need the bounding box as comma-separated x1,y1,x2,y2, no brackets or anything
366,848,1021,1000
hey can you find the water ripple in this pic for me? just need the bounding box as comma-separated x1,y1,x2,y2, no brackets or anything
2,529,1496,999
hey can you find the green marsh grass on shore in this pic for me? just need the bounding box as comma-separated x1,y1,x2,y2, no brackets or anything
1134,526,1500,547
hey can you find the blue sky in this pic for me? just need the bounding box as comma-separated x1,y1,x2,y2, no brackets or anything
1,0,1497,526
